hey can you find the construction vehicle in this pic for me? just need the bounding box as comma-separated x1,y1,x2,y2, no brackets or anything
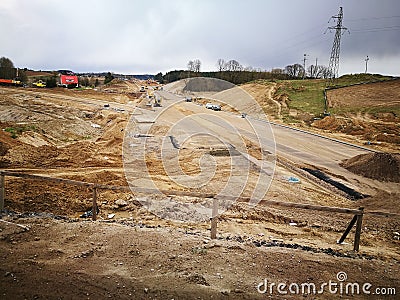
0,79,22,86
33,80,46,88
154,95,162,107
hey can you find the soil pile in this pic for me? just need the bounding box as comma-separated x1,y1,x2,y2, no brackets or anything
340,152,400,182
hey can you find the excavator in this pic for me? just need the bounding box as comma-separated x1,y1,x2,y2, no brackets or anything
32,80,46,88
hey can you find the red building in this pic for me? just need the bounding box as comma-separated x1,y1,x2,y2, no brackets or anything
60,74,79,87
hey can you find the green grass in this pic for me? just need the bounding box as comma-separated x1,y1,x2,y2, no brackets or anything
275,79,326,117
333,73,393,87
4,125,37,139
273,74,395,122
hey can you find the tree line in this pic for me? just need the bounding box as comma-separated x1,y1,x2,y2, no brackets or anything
156,58,332,84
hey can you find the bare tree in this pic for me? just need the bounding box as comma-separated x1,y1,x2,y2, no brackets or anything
226,60,242,71
308,64,330,79
187,60,195,72
193,59,201,72
271,68,284,75
244,65,254,72
216,58,226,72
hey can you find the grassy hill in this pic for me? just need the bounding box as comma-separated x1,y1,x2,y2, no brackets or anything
267,74,396,122
242,74,399,151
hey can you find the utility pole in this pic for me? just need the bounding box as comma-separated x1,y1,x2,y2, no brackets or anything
365,55,369,73
327,7,348,86
302,53,308,79
313,57,318,78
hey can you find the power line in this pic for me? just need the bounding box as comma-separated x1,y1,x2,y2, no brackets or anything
351,25,400,33
347,15,400,22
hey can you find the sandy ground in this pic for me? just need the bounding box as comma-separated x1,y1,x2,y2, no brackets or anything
0,83,399,299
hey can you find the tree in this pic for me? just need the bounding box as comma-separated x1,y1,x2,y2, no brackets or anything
154,72,163,83
0,57,16,79
193,59,201,72
0,57,14,69
226,60,242,71
187,60,195,72
104,72,114,84
285,64,304,78
46,76,58,88
216,59,226,72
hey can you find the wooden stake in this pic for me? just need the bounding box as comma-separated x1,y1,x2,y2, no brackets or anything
92,185,97,221
338,214,357,244
353,207,364,252
0,174,5,211
210,198,218,239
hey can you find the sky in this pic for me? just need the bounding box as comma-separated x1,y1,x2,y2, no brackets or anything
0,0,399,76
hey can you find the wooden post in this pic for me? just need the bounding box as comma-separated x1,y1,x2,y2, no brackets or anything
210,198,218,239
0,174,5,211
353,207,364,252
337,214,358,244
92,185,97,221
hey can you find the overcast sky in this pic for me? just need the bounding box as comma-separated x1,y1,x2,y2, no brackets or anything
1,0,399,75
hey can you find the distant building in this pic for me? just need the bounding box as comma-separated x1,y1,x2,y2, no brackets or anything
58,70,79,87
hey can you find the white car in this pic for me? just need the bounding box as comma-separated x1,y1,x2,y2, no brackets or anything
212,104,221,111
205,103,214,109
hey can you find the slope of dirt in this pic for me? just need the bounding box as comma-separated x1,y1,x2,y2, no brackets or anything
327,79,400,108
340,152,400,182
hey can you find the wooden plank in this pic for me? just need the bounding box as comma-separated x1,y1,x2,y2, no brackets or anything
353,207,364,252
92,186,97,221
232,196,362,215
0,171,93,188
210,198,218,239
0,174,4,210
337,214,357,244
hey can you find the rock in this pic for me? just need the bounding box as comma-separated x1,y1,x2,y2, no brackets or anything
204,241,222,249
221,289,230,295
186,273,209,286
115,199,128,207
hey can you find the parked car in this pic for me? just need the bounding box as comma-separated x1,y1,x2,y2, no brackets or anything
212,104,221,111
185,97,192,102
205,103,214,109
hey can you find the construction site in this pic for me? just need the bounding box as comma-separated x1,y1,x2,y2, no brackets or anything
0,73,399,299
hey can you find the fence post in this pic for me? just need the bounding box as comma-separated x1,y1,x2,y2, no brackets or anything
0,173,4,211
210,198,218,239
92,185,98,221
353,207,364,252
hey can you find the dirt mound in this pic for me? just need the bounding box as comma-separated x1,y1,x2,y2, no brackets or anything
184,77,234,92
340,152,400,182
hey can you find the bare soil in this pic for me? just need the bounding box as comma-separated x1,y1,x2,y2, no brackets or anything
340,153,400,183
0,84,399,299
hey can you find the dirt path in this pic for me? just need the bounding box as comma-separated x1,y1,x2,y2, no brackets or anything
267,82,282,118
0,216,399,300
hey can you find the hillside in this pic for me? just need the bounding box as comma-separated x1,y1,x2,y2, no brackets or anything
241,75,400,152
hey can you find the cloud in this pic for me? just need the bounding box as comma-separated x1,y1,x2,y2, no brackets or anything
0,0,399,75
